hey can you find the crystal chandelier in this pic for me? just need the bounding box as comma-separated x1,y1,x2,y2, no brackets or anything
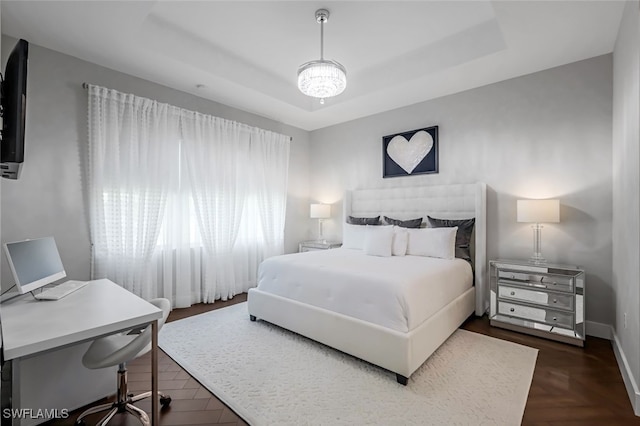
297,9,347,104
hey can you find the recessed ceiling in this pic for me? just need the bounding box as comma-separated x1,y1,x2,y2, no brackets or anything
1,1,626,131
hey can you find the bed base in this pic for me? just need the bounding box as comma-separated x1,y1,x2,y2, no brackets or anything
254,315,409,386
247,286,475,384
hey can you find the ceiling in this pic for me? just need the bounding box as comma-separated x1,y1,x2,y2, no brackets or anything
1,1,626,131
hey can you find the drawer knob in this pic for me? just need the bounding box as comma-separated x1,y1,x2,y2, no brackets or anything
510,291,516,296
511,274,515,279
553,317,557,321
510,308,515,312
553,299,558,303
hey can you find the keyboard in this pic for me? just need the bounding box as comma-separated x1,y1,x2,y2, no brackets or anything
35,280,89,300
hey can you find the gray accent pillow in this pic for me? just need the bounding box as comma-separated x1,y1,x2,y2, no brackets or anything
346,215,380,225
427,216,475,261
383,216,422,228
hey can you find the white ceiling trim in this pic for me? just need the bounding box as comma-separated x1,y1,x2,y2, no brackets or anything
0,1,626,131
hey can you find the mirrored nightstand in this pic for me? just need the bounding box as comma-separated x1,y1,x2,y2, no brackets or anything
489,259,585,347
298,241,342,252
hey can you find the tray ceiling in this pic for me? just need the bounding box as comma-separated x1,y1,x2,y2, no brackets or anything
1,1,626,130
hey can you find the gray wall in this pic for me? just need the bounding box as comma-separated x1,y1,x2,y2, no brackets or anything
309,55,614,326
613,0,640,404
0,36,310,291
0,36,620,330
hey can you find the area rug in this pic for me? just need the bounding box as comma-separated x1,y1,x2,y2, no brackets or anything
159,302,537,425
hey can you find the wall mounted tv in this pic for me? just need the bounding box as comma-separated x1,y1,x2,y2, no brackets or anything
1,39,28,180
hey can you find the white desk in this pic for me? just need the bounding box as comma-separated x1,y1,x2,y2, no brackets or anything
0,279,162,425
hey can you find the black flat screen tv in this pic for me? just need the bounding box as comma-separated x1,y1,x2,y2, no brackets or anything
1,39,28,180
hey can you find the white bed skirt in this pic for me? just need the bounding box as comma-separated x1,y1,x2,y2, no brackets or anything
247,286,475,379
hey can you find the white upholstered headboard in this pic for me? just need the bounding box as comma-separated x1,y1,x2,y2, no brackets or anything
343,182,487,316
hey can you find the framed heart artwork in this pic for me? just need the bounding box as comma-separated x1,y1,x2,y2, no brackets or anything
382,126,438,178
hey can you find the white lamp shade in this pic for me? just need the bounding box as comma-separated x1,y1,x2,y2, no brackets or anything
517,199,560,223
310,203,331,219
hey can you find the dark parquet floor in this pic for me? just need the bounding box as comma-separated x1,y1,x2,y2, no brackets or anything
49,292,640,425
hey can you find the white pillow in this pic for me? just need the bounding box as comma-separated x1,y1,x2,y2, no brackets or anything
342,223,367,250
392,226,408,256
363,225,393,257
406,227,458,259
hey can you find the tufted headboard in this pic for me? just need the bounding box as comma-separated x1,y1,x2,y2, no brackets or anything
343,182,487,316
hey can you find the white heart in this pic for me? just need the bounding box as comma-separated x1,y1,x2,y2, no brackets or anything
386,131,433,174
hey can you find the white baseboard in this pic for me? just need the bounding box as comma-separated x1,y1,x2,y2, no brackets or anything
612,330,640,416
585,321,639,416
585,320,612,339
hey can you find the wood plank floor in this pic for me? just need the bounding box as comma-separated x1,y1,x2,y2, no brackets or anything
50,293,640,425
463,318,640,425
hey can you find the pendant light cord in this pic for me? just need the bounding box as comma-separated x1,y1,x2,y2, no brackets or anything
320,19,324,60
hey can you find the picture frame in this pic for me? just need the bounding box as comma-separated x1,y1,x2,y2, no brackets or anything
382,126,438,178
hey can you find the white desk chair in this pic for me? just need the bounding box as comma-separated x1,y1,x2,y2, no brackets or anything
74,298,172,426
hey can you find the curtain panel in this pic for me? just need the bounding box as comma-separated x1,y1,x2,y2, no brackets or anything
87,85,290,306
87,85,181,299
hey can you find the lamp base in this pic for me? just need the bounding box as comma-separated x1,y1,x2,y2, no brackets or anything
529,224,546,264
317,219,327,244
528,254,547,264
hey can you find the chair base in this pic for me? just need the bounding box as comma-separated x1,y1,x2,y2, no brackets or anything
75,364,171,426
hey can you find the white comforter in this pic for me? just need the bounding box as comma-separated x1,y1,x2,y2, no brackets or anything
256,248,473,333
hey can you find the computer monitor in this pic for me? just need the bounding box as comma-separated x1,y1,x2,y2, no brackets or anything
4,237,66,294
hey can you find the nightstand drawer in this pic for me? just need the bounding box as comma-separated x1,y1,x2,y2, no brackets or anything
300,246,323,252
498,285,574,311
498,270,574,293
298,241,342,252
498,301,574,330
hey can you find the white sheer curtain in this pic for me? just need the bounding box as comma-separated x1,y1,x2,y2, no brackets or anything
180,112,250,302
251,129,290,259
87,85,180,299
88,86,290,306
153,170,203,307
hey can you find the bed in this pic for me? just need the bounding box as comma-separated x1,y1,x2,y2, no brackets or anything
247,182,487,384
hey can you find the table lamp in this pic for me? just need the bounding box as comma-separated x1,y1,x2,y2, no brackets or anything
517,199,560,264
310,203,331,242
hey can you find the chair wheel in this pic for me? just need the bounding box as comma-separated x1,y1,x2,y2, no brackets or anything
160,395,172,407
